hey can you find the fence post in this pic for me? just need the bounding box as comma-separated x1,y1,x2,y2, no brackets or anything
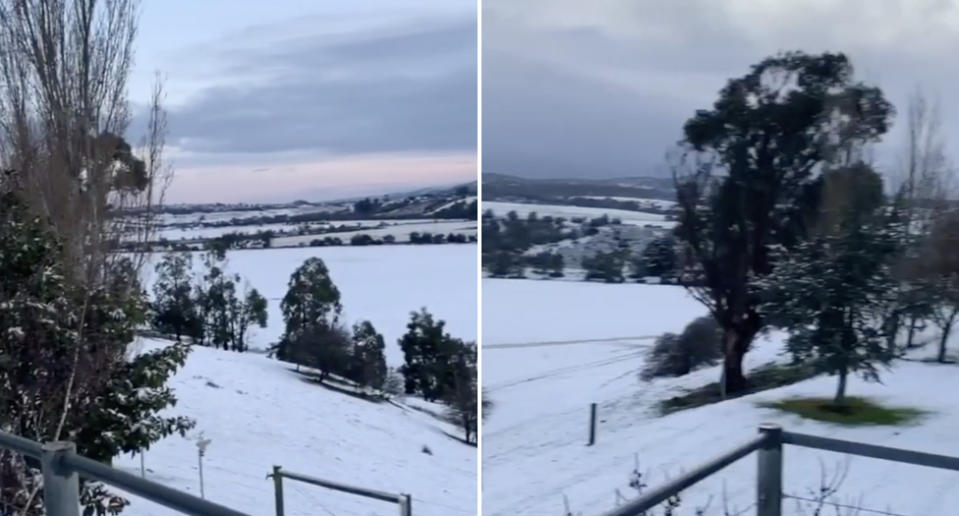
398,494,412,516
587,403,597,446
272,465,285,516
757,423,783,516
41,441,81,516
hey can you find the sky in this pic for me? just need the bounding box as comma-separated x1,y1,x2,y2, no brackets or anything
128,0,476,204
482,0,959,183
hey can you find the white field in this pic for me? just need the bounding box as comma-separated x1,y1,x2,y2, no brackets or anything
483,201,673,227
482,278,959,516
156,222,310,241
576,196,676,208
144,244,477,365
113,339,476,516
272,220,476,247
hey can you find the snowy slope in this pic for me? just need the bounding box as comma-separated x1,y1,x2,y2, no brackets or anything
482,279,959,516
114,340,476,516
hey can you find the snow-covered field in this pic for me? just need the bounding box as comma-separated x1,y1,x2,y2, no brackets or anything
113,340,476,516
482,278,959,515
272,220,476,247
144,244,477,365
576,196,676,209
483,202,673,228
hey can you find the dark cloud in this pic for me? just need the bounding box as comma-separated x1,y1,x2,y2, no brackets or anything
158,15,476,159
482,0,959,180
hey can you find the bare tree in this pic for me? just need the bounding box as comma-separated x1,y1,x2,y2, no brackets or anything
892,88,956,349
0,1,173,512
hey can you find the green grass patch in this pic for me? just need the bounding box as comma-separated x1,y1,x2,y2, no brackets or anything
658,362,818,415
759,396,927,426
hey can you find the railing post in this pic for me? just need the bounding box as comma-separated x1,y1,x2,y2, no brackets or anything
757,423,782,516
398,494,412,516
587,403,597,446
272,465,285,516
41,441,81,516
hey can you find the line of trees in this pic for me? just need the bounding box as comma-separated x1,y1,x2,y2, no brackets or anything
151,251,268,352
669,50,958,405
269,257,480,443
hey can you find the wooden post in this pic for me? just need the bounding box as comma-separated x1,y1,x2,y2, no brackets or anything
588,403,597,446
757,423,783,516
272,465,285,516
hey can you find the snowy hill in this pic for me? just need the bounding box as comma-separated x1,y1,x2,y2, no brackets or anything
482,279,959,516
113,339,476,516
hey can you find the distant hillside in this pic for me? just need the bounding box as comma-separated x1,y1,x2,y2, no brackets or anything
483,173,675,203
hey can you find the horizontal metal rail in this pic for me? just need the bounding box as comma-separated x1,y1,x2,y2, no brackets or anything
599,425,959,516
273,468,404,504
0,430,248,516
61,451,248,515
599,432,770,516
783,431,959,472
0,431,45,458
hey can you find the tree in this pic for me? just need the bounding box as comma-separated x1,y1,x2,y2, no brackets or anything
443,341,478,444
399,308,461,402
151,252,197,341
349,320,388,390
636,236,678,279
289,323,351,382
0,0,176,510
276,258,343,364
890,88,954,348
195,255,237,350
0,191,191,513
923,211,959,362
759,165,900,406
673,51,893,394
583,251,625,283
227,286,268,352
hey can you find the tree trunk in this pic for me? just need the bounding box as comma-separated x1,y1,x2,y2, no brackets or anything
906,315,919,348
834,366,848,407
938,312,955,363
721,325,754,395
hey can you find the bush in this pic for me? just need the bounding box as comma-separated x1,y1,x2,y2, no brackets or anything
641,316,722,380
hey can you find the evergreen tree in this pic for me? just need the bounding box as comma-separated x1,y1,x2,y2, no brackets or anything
151,252,197,341
673,51,893,393
0,191,194,511
276,258,343,365
399,308,458,401
637,236,678,279
349,320,388,390
759,165,901,406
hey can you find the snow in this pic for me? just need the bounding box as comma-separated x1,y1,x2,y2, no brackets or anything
113,339,476,516
483,201,674,228
482,278,959,516
144,245,477,366
272,220,476,247
575,196,676,208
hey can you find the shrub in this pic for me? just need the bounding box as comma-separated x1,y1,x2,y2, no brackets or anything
641,316,722,380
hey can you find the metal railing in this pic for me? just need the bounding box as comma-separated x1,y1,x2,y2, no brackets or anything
268,465,412,516
600,423,959,516
0,430,248,516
